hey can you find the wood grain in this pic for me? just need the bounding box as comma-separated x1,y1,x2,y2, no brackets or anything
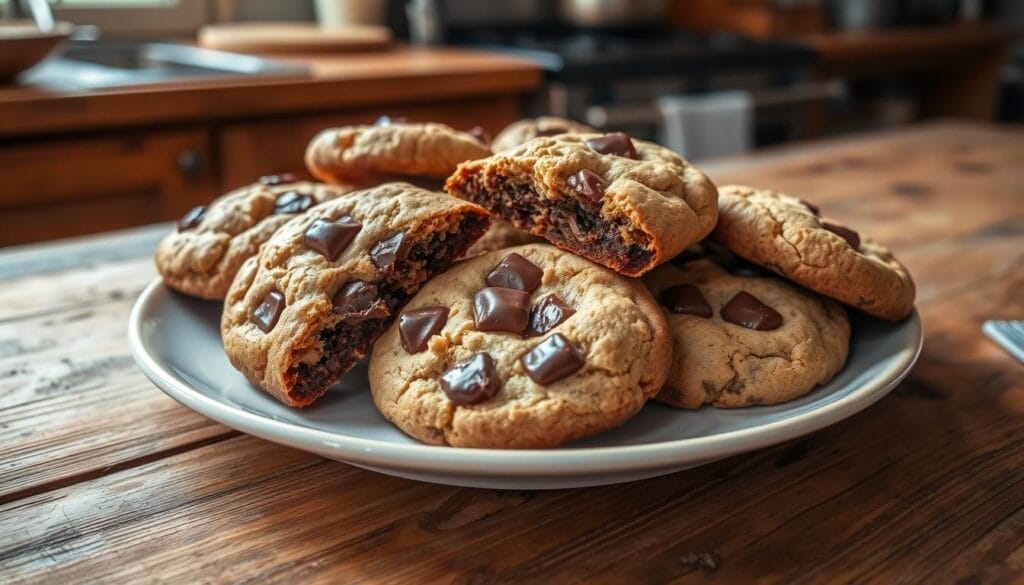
0,122,1021,584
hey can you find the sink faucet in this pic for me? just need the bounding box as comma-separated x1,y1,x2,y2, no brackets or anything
5,0,56,31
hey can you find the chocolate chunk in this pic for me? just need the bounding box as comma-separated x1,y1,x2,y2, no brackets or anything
399,306,450,353
660,285,712,318
250,290,285,332
332,281,388,325
566,169,607,204
520,333,584,385
304,216,362,261
375,115,408,127
439,353,498,405
467,126,490,145
273,191,314,215
535,125,567,137
585,132,638,159
371,233,411,273
799,198,821,216
177,205,206,232
721,291,783,331
822,222,861,250
473,287,531,334
527,293,576,337
258,173,297,186
485,253,544,293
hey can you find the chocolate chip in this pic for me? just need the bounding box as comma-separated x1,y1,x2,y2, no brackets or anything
822,222,860,250
399,306,449,353
585,132,638,159
473,287,531,334
535,125,567,137
177,205,206,232
485,253,544,293
527,293,575,337
467,126,490,145
258,173,297,186
660,285,712,318
273,191,314,215
799,198,821,216
566,169,607,204
439,353,499,405
332,281,388,325
375,115,407,127
251,290,285,332
721,291,783,331
371,233,411,273
520,333,584,385
304,216,362,261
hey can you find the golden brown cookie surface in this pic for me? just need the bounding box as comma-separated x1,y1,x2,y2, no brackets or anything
445,132,718,277
305,121,490,185
711,185,915,321
155,176,353,300
644,259,850,409
221,182,490,408
491,116,597,152
368,244,672,448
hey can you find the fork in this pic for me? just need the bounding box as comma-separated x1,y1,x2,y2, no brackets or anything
984,320,1024,364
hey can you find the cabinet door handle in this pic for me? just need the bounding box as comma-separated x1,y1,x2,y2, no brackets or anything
177,149,204,179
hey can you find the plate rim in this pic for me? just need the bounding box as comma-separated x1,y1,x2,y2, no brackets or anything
129,279,923,477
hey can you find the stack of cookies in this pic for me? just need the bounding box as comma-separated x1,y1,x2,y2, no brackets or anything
154,115,915,449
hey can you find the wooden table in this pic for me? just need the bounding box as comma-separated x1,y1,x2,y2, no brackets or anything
1,121,1022,584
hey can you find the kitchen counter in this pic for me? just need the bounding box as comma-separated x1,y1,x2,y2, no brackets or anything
0,45,542,138
1,122,1022,583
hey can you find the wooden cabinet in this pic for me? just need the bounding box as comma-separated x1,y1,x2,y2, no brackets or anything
0,130,216,246
216,96,521,190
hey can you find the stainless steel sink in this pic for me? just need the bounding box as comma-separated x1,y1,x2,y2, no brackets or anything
20,41,309,90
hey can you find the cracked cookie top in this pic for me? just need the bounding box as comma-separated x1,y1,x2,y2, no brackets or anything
644,258,850,409
220,182,491,407
367,243,672,448
155,175,353,300
305,121,491,185
491,116,598,152
445,132,719,276
711,185,915,321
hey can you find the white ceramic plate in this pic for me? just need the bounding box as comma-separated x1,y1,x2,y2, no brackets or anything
129,280,922,489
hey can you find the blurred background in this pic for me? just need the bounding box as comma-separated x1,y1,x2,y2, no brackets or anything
1,0,1021,246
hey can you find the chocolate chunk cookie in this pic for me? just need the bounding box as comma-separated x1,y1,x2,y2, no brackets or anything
155,176,352,300
445,132,718,277
711,185,915,321
368,243,672,448
491,116,597,152
305,120,491,186
221,182,491,408
644,259,850,409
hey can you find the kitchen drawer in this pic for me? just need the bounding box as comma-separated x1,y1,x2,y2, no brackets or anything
0,130,216,246
218,97,521,190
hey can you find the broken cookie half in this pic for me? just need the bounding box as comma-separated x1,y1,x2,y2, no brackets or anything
221,182,490,408
445,132,719,277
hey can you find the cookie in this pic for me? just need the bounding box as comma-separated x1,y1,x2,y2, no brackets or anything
221,182,491,408
464,220,543,257
711,185,915,321
445,132,718,277
643,258,850,409
305,119,491,186
155,175,352,300
368,243,672,448
491,116,597,152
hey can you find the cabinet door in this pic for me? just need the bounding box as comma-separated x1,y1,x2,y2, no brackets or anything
0,130,216,246
218,97,522,190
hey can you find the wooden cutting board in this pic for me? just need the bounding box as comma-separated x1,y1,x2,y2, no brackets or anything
198,22,392,54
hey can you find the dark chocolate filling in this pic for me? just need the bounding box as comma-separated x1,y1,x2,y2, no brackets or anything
456,174,652,274
286,215,489,402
